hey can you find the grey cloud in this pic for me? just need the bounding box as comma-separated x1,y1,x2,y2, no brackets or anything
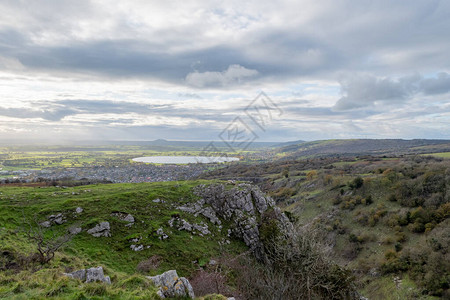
0,100,153,121
185,64,258,88
0,99,237,124
420,72,450,95
0,106,76,121
333,73,450,111
0,1,448,87
333,75,414,110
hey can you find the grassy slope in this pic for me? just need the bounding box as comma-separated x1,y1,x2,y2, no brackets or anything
0,181,246,299
274,159,448,300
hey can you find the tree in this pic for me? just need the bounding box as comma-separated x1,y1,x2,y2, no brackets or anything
23,215,72,264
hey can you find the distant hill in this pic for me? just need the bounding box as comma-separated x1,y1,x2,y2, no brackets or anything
272,140,306,148
278,139,450,158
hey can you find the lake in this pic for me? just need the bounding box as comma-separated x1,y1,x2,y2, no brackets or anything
132,156,239,164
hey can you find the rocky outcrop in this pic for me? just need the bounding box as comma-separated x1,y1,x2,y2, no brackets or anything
147,270,194,299
87,222,111,237
156,227,168,240
111,212,135,227
183,183,292,260
168,217,211,236
39,213,66,228
64,266,111,284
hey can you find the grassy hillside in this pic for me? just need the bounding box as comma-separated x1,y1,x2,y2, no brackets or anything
0,181,247,299
200,155,450,299
278,139,450,158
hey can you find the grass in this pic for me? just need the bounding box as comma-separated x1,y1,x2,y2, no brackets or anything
422,152,450,158
0,180,247,299
272,160,449,299
361,275,439,300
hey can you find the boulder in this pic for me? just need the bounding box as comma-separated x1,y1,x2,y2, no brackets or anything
156,227,168,240
75,207,83,214
86,266,111,284
64,269,86,281
68,227,82,235
87,222,111,237
147,270,194,299
64,266,110,284
51,213,66,225
40,213,67,227
39,221,51,228
111,212,135,226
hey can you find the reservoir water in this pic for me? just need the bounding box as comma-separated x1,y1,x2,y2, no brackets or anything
132,156,239,164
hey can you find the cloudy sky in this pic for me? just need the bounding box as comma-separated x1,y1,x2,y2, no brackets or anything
0,0,449,143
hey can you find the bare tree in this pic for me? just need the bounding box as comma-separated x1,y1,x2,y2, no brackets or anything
22,214,72,264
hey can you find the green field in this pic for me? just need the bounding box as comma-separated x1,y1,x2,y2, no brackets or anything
0,145,263,171
423,152,450,158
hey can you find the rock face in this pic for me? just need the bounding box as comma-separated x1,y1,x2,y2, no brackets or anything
64,266,111,284
87,222,111,237
147,270,194,299
182,183,292,259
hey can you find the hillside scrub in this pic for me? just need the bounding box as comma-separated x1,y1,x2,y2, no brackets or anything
199,155,450,298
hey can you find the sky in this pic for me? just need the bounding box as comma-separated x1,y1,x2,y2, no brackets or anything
0,0,449,143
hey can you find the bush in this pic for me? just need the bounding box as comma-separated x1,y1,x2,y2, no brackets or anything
136,255,162,273
388,194,397,202
349,177,364,189
234,229,356,299
363,195,373,205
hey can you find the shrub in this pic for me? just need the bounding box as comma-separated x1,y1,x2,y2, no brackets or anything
136,255,162,273
332,195,342,205
349,177,364,189
363,195,373,205
189,269,230,297
388,194,397,202
23,216,72,265
234,228,356,299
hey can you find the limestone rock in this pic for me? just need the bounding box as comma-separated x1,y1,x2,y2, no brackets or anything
111,212,135,226
190,183,292,260
86,266,111,284
147,270,194,299
40,213,67,227
75,207,83,214
87,222,111,237
51,213,66,225
156,227,168,240
68,226,82,235
168,217,211,236
63,269,86,281
130,244,144,251
64,266,110,284
39,221,51,228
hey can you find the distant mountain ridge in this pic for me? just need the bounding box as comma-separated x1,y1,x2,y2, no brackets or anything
278,139,450,158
